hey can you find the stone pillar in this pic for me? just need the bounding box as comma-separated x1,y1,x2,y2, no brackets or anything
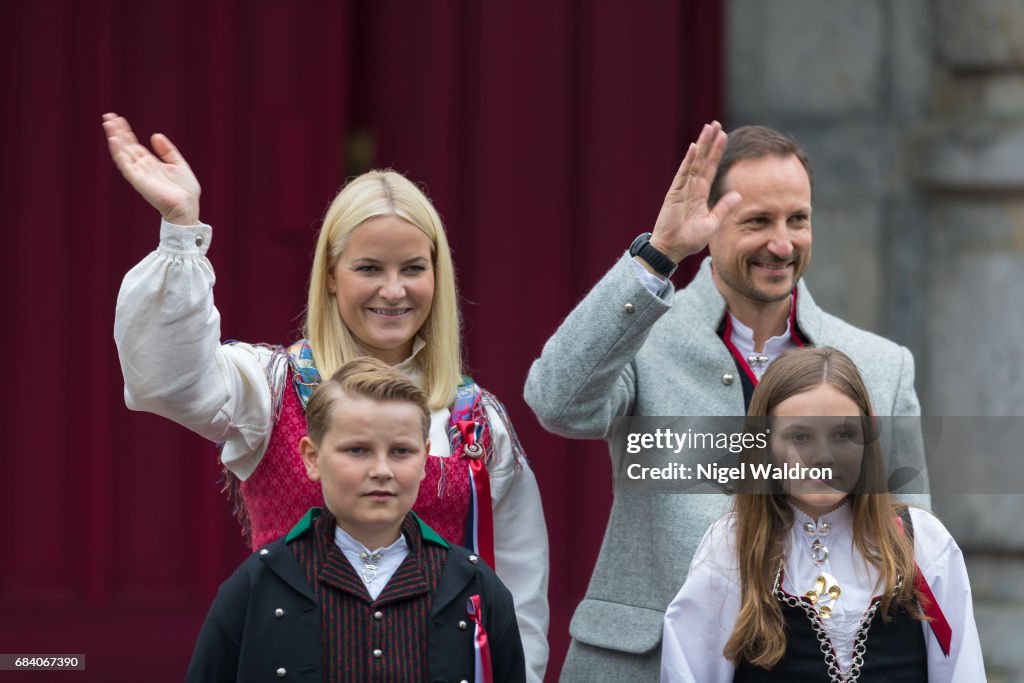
913,2,1024,679
727,1,1024,678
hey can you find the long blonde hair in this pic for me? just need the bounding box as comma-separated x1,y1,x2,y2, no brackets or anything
723,346,924,668
304,170,462,410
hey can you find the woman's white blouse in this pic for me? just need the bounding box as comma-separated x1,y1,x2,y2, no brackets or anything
115,220,550,683
661,502,986,682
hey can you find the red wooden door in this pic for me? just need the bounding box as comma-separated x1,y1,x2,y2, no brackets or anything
0,1,720,679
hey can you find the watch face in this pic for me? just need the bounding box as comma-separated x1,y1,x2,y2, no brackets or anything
630,232,653,256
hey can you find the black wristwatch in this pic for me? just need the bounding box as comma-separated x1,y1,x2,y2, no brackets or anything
629,232,677,278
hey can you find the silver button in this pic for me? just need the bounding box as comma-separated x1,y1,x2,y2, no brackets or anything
260,548,269,556
624,302,635,314
276,667,286,678
195,235,204,247
372,648,383,658
722,373,734,385
274,608,285,618
373,610,383,620
458,620,468,630
468,554,478,564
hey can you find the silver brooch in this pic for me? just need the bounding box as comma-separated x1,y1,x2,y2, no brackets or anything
359,551,383,583
747,353,769,369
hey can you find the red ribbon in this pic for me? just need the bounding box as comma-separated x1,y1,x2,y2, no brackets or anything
467,594,493,683
895,516,952,656
457,419,495,570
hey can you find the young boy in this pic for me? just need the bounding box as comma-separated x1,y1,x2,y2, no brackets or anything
186,357,526,682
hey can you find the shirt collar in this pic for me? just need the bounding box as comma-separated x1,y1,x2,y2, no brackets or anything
727,309,794,354
333,523,410,557
392,336,427,375
788,497,853,532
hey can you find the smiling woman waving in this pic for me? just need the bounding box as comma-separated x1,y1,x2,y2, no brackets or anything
104,113,549,683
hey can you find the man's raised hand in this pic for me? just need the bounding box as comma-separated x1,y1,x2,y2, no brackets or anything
649,121,742,264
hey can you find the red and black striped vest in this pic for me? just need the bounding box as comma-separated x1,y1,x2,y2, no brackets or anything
289,511,447,683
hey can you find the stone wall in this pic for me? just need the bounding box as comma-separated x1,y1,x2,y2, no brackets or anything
727,1,1024,679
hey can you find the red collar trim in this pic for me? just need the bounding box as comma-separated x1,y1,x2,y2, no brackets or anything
722,291,804,386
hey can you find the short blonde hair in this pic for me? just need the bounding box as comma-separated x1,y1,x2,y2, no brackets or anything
304,170,462,410
304,357,431,445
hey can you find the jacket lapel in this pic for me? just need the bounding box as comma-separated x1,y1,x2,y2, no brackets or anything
794,278,824,343
429,549,475,617
374,515,431,607
260,542,319,605
318,544,374,603
681,258,729,333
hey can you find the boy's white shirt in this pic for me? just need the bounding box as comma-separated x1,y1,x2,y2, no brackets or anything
115,220,549,683
661,503,986,682
334,525,410,601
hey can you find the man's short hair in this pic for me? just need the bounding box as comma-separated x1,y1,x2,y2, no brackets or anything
708,125,813,207
304,357,432,444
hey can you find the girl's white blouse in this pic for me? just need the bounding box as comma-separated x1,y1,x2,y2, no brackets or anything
661,501,986,682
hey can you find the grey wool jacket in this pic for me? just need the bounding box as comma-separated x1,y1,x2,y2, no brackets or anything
524,255,929,682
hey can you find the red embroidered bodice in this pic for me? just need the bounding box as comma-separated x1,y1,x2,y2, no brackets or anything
237,369,471,550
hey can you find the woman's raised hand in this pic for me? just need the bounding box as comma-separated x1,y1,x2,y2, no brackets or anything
102,112,201,226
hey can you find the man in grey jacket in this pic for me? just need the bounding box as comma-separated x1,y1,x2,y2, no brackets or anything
524,122,929,681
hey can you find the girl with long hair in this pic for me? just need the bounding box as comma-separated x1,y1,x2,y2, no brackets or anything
661,346,983,682
104,113,548,682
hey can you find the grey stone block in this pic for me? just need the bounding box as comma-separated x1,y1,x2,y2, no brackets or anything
973,601,1024,672
923,251,1024,416
924,199,1024,255
727,0,884,118
964,555,1024,602
934,495,1024,549
935,0,1024,69
934,74,1024,118
914,122,1024,191
782,123,896,200
887,0,935,118
883,196,929,374
802,201,882,331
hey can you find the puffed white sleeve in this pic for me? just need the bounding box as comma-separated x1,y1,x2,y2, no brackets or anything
908,508,987,682
661,516,740,683
114,220,281,479
484,403,550,683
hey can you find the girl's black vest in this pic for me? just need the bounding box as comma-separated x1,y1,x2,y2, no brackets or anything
734,508,927,682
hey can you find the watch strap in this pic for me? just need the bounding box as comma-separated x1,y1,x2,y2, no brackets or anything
629,232,677,278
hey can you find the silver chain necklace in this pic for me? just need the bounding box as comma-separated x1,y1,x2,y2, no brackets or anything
772,561,903,683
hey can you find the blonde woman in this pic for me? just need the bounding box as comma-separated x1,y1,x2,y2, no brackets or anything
105,113,549,682
661,347,983,682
